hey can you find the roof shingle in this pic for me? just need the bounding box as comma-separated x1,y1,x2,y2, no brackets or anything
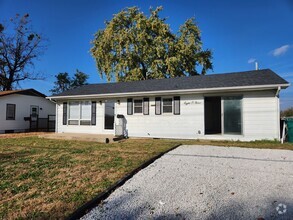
51,69,289,97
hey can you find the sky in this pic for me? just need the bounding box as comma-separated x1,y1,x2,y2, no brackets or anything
0,0,293,109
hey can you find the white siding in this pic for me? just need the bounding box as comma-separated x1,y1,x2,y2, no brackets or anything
0,94,56,133
242,90,279,140
56,89,280,141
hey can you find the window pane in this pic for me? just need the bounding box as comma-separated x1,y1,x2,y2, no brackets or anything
134,100,143,113
163,106,172,113
69,102,79,119
68,120,79,125
80,120,91,125
81,101,91,120
6,104,15,120
163,98,172,106
224,97,242,134
163,98,172,113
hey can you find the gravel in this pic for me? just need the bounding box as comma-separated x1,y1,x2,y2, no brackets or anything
82,145,293,219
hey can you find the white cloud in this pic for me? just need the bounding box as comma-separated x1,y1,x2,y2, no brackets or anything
271,45,291,57
248,58,256,64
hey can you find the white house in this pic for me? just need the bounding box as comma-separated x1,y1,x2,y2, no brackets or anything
49,69,289,141
0,89,56,134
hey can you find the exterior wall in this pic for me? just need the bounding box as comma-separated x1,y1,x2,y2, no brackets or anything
0,94,56,133
56,89,280,141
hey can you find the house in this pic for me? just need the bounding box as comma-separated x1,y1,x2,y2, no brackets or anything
0,89,56,134
49,69,289,141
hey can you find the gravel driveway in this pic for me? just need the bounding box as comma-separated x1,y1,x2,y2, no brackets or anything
82,145,293,219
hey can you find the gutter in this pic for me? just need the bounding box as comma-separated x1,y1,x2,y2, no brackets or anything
48,83,290,100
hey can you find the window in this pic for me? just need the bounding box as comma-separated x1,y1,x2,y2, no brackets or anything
162,98,172,113
6,104,16,120
68,101,93,125
134,99,143,113
223,96,242,134
80,101,91,125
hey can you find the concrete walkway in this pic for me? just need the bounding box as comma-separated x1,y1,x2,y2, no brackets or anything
82,145,293,220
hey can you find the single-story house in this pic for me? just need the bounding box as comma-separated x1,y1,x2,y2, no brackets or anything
0,89,56,134
49,69,289,141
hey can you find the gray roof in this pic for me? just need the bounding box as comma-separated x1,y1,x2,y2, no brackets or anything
51,69,289,97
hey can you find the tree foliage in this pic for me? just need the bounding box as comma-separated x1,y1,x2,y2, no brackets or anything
281,107,293,118
50,69,89,95
91,6,212,82
0,14,46,91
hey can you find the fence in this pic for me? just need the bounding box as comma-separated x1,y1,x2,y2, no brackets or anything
29,115,56,132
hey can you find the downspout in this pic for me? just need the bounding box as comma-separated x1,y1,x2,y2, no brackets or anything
276,87,281,142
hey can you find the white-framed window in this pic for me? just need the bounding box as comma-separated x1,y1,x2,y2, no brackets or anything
6,104,16,120
134,99,143,114
68,101,92,125
162,98,173,113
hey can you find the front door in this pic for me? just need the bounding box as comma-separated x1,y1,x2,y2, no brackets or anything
104,100,115,130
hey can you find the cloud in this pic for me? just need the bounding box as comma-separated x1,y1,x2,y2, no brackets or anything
248,58,256,64
271,45,291,57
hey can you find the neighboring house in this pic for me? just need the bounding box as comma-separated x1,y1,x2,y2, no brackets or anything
0,89,56,134
49,69,289,141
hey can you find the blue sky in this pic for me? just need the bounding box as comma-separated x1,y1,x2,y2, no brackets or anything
1,0,292,109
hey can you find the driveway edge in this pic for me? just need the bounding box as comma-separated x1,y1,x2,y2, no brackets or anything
66,143,181,220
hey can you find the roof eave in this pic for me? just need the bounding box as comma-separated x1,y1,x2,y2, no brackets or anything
48,83,290,100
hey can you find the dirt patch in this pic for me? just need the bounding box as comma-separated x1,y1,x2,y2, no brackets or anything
0,132,53,139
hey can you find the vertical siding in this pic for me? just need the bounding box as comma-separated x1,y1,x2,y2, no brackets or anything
0,94,55,133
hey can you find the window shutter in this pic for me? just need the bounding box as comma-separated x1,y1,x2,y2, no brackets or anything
174,96,180,115
143,98,149,115
127,98,133,115
91,101,96,125
63,102,67,125
155,97,161,115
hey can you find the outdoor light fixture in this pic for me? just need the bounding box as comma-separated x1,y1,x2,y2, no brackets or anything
117,100,120,104
99,101,102,105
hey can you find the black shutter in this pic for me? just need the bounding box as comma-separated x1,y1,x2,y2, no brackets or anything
174,96,180,115
155,97,161,115
143,98,149,115
127,98,133,115
91,101,96,125
63,102,67,125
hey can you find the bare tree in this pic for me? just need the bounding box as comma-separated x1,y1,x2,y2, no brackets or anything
0,14,46,91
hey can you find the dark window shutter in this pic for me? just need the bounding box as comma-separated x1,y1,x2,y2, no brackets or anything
174,96,180,115
143,98,149,115
63,102,67,125
127,98,133,115
155,97,161,115
91,101,96,125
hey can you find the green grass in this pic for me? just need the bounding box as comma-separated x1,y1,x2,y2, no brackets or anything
0,136,291,219
0,137,179,219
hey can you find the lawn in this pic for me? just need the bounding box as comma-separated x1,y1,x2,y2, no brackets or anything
0,137,180,219
0,136,292,219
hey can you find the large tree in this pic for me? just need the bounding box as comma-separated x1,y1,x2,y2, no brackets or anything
50,69,89,95
0,14,46,91
91,6,212,82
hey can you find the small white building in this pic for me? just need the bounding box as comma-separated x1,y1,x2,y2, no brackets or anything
0,89,56,133
49,69,289,141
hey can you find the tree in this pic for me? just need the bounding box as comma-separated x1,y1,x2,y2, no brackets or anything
50,69,89,95
0,14,46,91
91,6,212,82
281,107,293,118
